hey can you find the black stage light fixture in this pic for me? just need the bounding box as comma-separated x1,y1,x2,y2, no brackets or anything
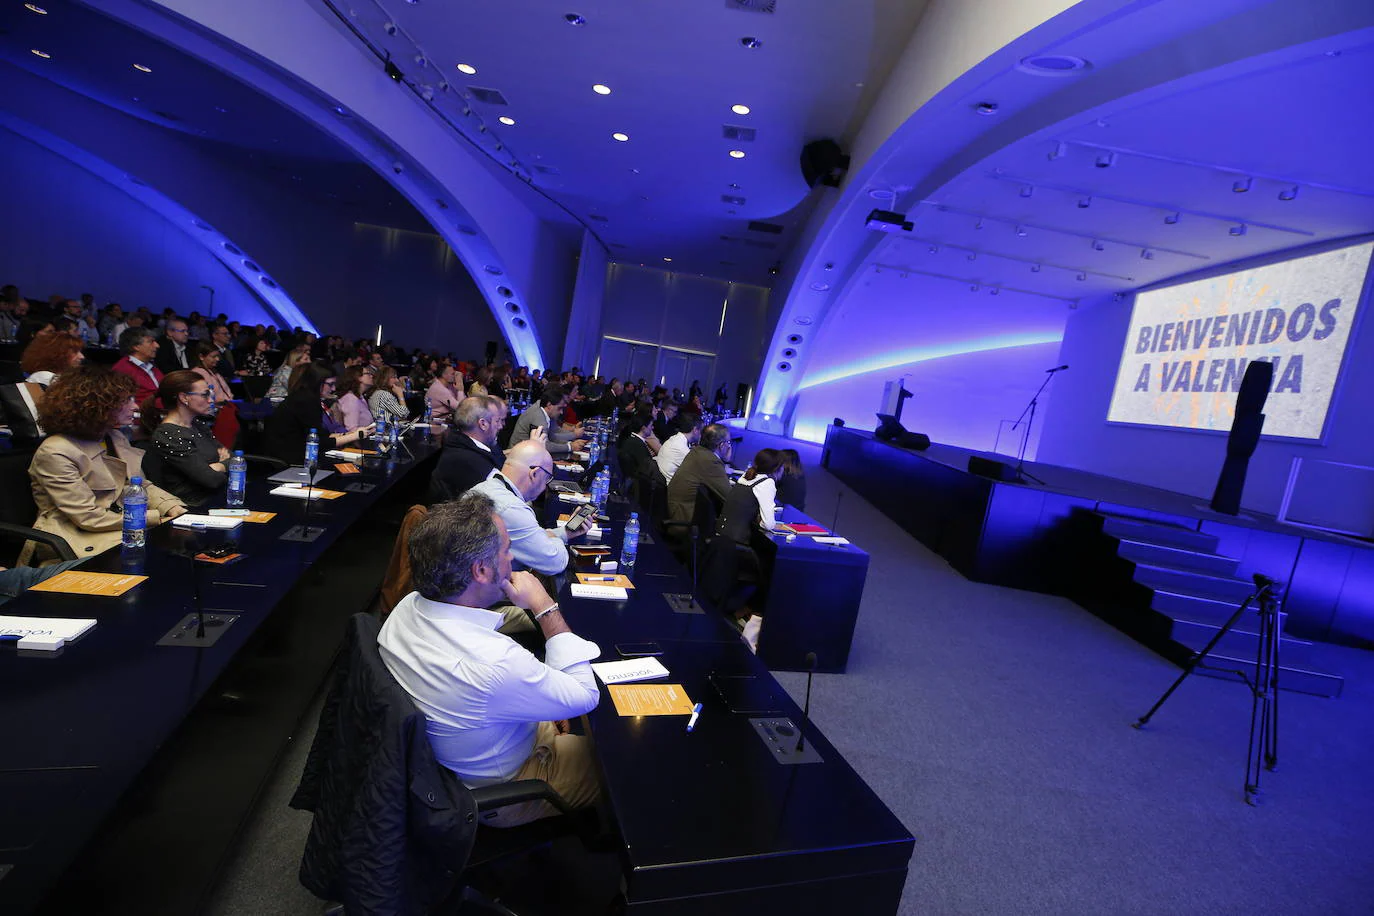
385,59,404,82
865,209,912,233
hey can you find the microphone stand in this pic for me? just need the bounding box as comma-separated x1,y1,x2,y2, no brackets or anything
796,652,818,752
1010,367,1066,485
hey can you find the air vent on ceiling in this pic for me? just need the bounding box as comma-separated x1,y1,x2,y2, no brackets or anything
748,220,784,234
533,164,561,175
743,239,778,250
153,110,183,122
726,0,777,12
588,214,609,222
469,87,509,106
723,125,757,142
721,194,746,206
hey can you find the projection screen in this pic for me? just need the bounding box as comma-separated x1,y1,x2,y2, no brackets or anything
1106,241,1373,440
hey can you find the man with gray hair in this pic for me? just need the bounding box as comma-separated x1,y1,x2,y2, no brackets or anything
378,492,602,826
429,394,506,502
111,326,163,404
470,439,590,576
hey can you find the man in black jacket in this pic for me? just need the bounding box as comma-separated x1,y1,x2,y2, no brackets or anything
618,408,657,499
429,394,505,502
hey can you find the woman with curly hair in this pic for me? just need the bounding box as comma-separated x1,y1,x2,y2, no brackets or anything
20,333,85,387
336,365,376,430
20,365,186,565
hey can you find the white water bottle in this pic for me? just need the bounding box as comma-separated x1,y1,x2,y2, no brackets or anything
622,513,640,572
226,451,247,507
122,476,148,549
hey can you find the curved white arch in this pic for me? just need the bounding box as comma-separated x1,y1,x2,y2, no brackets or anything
0,109,316,332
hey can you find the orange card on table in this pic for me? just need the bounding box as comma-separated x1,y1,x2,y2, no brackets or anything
28,570,147,597
608,684,695,717
239,511,277,523
576,573,635,589
334,463,361,475
342,447,379,456
195,552,243,565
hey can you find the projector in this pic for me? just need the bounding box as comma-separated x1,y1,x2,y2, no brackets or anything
865,209,913,233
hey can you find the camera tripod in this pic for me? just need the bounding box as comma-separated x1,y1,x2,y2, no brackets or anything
1133,573,1282,805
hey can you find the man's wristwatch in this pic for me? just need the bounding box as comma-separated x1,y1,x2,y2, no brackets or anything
533,602,560,621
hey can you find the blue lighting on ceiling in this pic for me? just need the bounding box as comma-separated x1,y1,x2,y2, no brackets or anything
797,332,1065,390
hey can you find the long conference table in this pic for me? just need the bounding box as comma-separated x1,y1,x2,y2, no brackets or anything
1,432,913,914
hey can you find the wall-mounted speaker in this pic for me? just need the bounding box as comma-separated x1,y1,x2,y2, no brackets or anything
800,139,850,189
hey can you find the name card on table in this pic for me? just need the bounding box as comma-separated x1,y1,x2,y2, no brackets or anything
591,657,669,685
269,484,346,501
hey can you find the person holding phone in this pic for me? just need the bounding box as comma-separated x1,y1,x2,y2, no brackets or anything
469,439,588,576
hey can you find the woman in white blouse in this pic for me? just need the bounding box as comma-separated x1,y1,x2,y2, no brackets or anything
367,366,410,423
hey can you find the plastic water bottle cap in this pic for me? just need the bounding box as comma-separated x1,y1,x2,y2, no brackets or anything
131,476,142,485
234,450,244,457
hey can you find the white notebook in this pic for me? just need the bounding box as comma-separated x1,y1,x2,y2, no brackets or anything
591,657,669,685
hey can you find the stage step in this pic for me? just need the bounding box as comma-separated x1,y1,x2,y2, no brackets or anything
1132,564,1258,604
1175,632,1344,698
1151,590,1292,634
1100,515,1218,553
1117,539,1240,577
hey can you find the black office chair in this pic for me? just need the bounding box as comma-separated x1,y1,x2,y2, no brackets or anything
241,375,272,402
0,447,75,566
293,614,591,916
242,453,287,475
0,382,43,449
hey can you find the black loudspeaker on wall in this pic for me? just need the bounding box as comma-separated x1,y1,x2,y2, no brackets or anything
874,414,930,450
1210,360,1274,515
800,139,850,189
967,455,1019,482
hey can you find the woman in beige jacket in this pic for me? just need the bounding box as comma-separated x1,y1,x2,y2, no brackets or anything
21,365,187,565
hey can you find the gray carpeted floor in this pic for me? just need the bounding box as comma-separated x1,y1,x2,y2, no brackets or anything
209,452,1374,916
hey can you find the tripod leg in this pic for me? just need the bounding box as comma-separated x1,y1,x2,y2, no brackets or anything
1135,596,1253,728
1245,588,1280,805
1266,594,1280,771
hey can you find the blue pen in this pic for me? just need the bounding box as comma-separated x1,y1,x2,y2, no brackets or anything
686,702,703,733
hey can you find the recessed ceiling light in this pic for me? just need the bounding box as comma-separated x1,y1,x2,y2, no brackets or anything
133,64,152,73
24,3,48,13
564,12,586,25
456,63,477,74
498,116,516,126
731,104,751,115
740,37,762,49
30,49,51,59
592,84,611,95
663,257,672,262
612,132,629,142
728,149,746,159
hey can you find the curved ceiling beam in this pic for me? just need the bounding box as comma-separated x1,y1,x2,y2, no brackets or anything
93,0,558,368
0,109,316,332
750,0,1374,435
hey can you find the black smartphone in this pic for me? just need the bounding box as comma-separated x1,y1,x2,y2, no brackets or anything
566,503,596,531
616,642,664,658
203,544,236,558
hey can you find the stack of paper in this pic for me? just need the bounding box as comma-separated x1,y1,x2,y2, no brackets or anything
0,614,97,651
269,484,346,500
173,514,243,530
570,583,629,601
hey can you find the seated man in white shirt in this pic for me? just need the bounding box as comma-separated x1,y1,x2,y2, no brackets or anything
379,492,602,827
654,411,702,484
470,439,590,576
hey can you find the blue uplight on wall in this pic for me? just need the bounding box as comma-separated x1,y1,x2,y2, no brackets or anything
797,331,1066,390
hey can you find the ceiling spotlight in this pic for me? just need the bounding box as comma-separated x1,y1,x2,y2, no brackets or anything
612,132,629,142
592,83,611,95
1047,141,1068,161
25,3,48,13
974,101,999,116
1078,196,1092,209
974,218,984,230
1091,239,1105,251
1020,185,1034,198
928,245,939,254
1141,248,1155,260
30,49,51,59
1095,152,1116,168
1279,185,1300,201
1076,272,1088,281
990,287,1001,296
456,63,477,74
970,284,981,292
1031,264,1042,273
1015,225,1028,237
385,59,404,81
865,209,912,233
967,252,977,261
732,104,751,115
133,63,152,73
564,12,586,25
1230,223,1248,236
1232,177,1253,193
740,37,762,49
810,281,831,291
498,116,516,125
663,257,672,262
1164,212,1180,225
728,149,746,159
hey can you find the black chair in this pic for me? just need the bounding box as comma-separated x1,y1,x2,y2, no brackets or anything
241,375,272,402
292,614,590,916
0,447,75,567
0,382,43,449
242,453,287,475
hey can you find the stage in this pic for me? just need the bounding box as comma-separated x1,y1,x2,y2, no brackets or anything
822,426,1374,695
